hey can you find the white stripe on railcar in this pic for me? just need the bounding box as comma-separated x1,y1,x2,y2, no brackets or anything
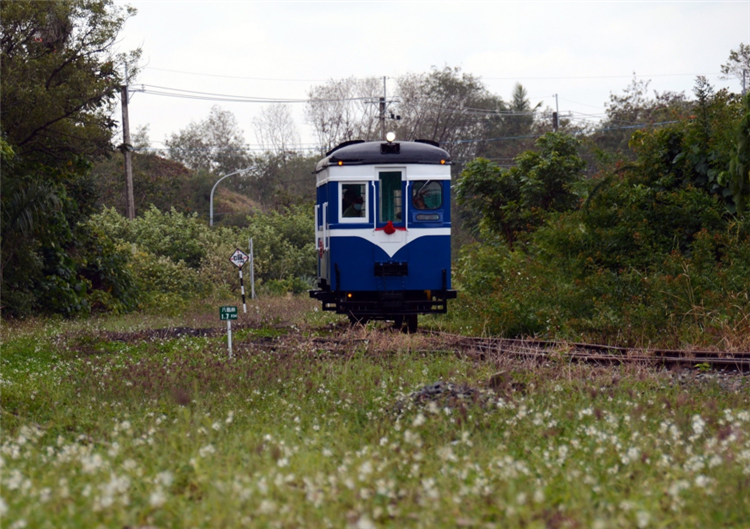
326,228,450,258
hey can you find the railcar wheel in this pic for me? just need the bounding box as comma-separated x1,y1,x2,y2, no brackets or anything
392,316,404,329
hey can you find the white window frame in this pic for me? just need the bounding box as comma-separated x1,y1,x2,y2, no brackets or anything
339,181,369,224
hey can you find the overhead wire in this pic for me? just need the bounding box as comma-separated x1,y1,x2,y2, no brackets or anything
143,67,330,82
138,84,385,104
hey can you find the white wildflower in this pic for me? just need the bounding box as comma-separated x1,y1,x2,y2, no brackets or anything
622,447,640,465
38,487,52,503
668,479,689,498
156,471,174,487
404,429,422,447
149,487,166,508
81,453,105,474
198,444,216,457
358,461,373,481
356,516,376,529
258,500,276,514
533,488,545,503
437,446,457,462
692,415,705,436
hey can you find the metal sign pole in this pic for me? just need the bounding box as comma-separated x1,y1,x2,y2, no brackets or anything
249,238,256,300
227,320,233,358
239,266,247,313
220,306,238,358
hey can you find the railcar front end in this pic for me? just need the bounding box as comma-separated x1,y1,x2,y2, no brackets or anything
309,138,457,330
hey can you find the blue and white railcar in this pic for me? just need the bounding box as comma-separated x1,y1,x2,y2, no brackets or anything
309,136,457,331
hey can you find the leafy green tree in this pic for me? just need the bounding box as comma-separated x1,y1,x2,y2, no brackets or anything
455,91,750,342
593,77,690,158
394,66,499,162
725,92,750,213
474,83,541,163
305,77,382,154
242,205,316,287
165,105,251,175
1,0,140,317
720,43,750,90
91,151,192,215
456,133,586,247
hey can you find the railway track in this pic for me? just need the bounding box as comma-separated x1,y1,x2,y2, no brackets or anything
90,322,750,373
427,332,750,372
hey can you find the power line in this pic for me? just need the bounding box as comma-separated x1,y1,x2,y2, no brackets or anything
137,84,383,104
143,67,330,82
442,119,681,145
482,72,723,81
143,66,724,83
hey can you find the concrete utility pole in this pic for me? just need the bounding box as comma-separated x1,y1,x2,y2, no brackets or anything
553,93,559,132
120,65,136,220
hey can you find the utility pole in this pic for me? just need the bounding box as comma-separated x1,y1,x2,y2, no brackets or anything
120,65,136,220
379,76,386,140
552,93,559,132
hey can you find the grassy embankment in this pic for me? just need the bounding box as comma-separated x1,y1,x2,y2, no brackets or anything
2,297,749,528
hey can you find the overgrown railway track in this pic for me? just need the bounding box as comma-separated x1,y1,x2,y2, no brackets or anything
91,322,750,373
424,331,750,373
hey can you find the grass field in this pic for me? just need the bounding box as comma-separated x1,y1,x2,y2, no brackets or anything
2,297,749,528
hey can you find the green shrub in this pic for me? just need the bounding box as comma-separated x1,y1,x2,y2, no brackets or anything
239,205,316,284
455,106,750,346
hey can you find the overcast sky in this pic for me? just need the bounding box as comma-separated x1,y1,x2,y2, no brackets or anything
114,0,750,153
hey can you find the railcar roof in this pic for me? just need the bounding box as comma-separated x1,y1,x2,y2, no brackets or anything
315,140,451,173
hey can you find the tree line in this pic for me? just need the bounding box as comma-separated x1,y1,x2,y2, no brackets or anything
2,0,749,326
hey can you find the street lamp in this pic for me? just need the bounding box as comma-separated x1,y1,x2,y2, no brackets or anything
210,167,252,227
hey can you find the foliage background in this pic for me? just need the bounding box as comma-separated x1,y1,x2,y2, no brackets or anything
453,88,750,347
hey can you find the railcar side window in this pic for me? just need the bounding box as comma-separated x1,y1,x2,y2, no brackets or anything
412,181,442,210
340,183,367,221
379,171,402,223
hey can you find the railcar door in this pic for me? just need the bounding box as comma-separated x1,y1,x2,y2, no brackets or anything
316,184,330,289
375,170,408,295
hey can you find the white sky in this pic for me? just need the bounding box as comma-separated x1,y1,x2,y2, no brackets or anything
114,0,750,153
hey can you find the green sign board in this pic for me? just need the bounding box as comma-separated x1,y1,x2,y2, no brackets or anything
220,306,238,320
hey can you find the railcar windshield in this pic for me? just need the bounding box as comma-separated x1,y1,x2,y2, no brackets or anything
412,180,442,210
379,171,402,223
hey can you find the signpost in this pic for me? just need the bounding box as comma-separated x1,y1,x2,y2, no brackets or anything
229,249,249,313
220,306,238,358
